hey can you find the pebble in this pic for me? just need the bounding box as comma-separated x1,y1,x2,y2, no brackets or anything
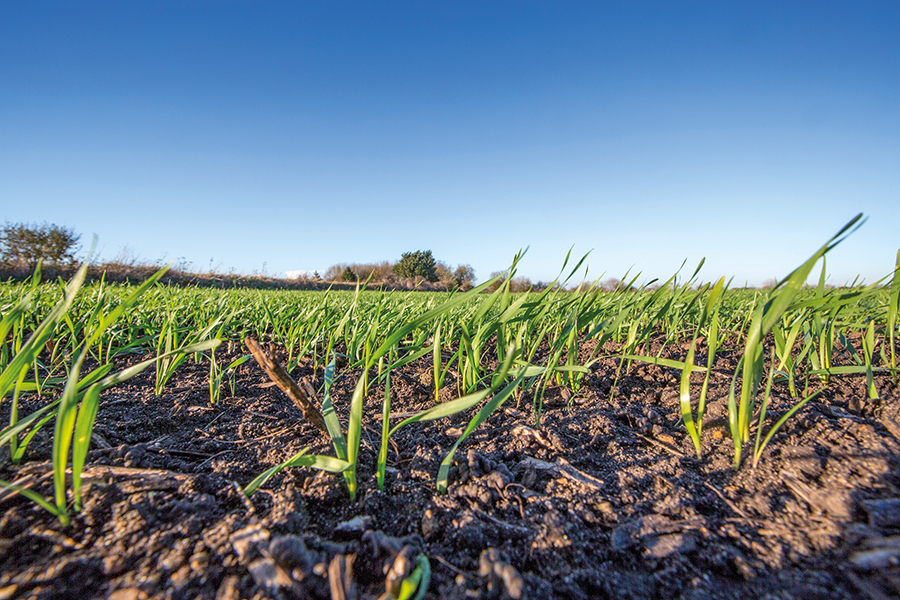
849,546,900,571
478,548,524,599
189,550,210,571
862,498,900,532
107,589,148,600
269,534,313,572
421,508,440,539
103,554,128,576
215,575,241,600
230,523,270,563
334,515,372,537
248,557,293,590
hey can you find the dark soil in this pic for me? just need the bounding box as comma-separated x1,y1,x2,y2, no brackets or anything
1,340,899,600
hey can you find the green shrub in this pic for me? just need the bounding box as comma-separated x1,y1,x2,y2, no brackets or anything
1,222,81,267
393,250,438,282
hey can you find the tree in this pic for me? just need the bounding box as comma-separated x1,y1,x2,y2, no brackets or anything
450,264,476,290
341,266,357,282
393,250,438,282
485,271,505,293
0,222,81,267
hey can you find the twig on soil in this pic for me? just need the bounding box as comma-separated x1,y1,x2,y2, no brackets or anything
555,457,605,490
704,481,750,519
636,432,686,458
466,499,532,534
147,446,213,460
328,554,357,600
503,483,528,519
232,481,257,515
246,411,282,420
195,450,234,470
202,410,229,432
245,337,328,434
432,554,469,577
8,464,192,497
213,425,295,444
90,431,111,449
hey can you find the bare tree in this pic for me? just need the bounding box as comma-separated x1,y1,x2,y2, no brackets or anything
0,222,81,267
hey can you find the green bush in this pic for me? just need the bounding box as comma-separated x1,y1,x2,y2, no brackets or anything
1,222,81,267
393,250,438,282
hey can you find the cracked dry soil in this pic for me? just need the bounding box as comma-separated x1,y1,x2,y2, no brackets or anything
1,340,899,600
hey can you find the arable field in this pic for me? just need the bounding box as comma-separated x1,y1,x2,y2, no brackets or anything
1,243,898,599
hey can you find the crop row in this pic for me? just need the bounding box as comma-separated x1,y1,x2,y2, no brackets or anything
1,215,898,536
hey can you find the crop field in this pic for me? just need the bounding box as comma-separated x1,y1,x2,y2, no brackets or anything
1,222,899,599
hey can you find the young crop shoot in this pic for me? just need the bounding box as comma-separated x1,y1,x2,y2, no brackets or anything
751,353,825,469
0,258,219,524
889,250,900,380
680,277,725,458
729,213,865,468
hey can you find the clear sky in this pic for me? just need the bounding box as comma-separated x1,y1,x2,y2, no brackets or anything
2,2,898,286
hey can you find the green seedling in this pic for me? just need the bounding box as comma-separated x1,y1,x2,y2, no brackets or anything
680,277,725,458
729,213,865,468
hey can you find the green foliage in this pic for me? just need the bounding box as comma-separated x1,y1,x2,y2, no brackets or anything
0,258,220,524
1,222,81,266
341,267,357,282
393,250,438,282
2,224,896,515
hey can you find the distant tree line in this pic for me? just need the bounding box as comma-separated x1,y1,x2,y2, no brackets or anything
320,250,477,290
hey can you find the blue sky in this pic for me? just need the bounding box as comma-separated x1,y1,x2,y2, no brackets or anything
2,2,898,286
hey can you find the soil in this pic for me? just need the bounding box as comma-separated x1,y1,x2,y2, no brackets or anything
1,338,898,600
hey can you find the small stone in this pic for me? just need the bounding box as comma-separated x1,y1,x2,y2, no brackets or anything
107,589,148,600
644,532,697,558
170,565,193,588
158,545,187,571
594,501,614,515
230,523,270,563
421,509,441,539
215,575,241,600
189,551,210,571
103,554,128,576
334,515,373,537
862,499,900,533
478,549,523,600
248,557,294,590
611,514,702,553
269,535,313,573
849,547,900,571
